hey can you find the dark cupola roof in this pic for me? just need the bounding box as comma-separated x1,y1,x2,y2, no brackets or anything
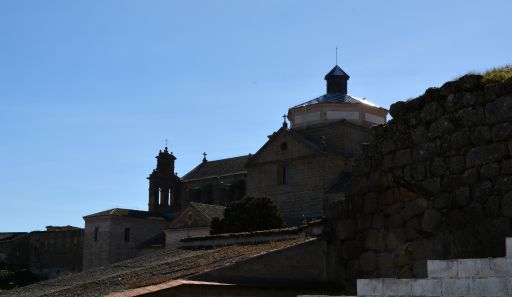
325,65,350,94
324,65,350,78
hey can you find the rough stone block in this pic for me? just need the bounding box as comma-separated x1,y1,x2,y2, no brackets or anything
357,278,382,296
466,143,508,168
359,251,376,272
502,192,512,217
411,278,442,296
421,209,442,233
470,126,491,145
451,129,469,149
485,95,512,124
402,199,428,220
495,176,512,194
376,253,393,271
428,259,458,278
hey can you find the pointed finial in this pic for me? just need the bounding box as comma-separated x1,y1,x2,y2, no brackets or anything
202,152,207,163
336,46,338,65
282,114,288,128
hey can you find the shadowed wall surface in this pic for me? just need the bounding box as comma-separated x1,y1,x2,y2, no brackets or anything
326,74,512,292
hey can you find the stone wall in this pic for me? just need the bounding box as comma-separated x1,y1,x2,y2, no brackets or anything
248,154,344,223
83,216,169,270
29,229,83,277
0,230,82,278
326,74,512,292
0,233,30,270
247,122,372,225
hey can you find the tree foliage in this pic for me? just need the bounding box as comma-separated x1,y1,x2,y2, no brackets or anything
210,196,285,234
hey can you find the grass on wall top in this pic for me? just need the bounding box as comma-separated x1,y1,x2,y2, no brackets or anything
481,65,512,85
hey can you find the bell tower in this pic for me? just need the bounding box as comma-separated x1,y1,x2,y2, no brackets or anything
147,147,180,214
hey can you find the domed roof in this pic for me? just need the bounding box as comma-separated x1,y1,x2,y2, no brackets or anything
291,93,379,109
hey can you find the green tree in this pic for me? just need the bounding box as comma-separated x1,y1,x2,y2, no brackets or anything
210,196,285,234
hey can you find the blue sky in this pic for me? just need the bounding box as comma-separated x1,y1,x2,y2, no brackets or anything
1,0,511,231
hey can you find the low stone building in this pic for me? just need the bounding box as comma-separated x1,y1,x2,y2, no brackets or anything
82,148,182,269
0,226,83,278
82,208,169,270
0,232,30,270
165,202,225,246
29,226,83,277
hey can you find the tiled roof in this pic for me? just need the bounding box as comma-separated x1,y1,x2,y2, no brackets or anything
190,202,225,221
291,93,379,109
181,155,250,181
83,208,167,220
4,238,310,297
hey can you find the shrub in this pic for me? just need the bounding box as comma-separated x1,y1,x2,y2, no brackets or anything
210,196,285,234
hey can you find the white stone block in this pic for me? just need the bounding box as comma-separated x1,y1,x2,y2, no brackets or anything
297,295,348,297
507,278,512,296
411,279,442,296
382,279,412,296
457,258,491,277
470,277,507,296
489,257,512,277
357,278,382,296
441,279,471,296
507,238,512,258
427,260,458,278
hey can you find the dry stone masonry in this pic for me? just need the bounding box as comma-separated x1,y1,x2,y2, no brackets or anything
357,237,512,296
326,74,512,292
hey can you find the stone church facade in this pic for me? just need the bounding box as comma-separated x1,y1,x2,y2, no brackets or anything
81,64,388,269
246,65,387,224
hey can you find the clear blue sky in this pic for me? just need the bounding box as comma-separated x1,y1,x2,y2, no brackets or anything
1,0,511,231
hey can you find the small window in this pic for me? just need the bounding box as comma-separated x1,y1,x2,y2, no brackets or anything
277,165,289,185
280,142,288,150
94,227,99,242
124,228,130,242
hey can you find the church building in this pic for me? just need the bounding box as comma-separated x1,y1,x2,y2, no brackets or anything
82,64,388,269
245,65,388,224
